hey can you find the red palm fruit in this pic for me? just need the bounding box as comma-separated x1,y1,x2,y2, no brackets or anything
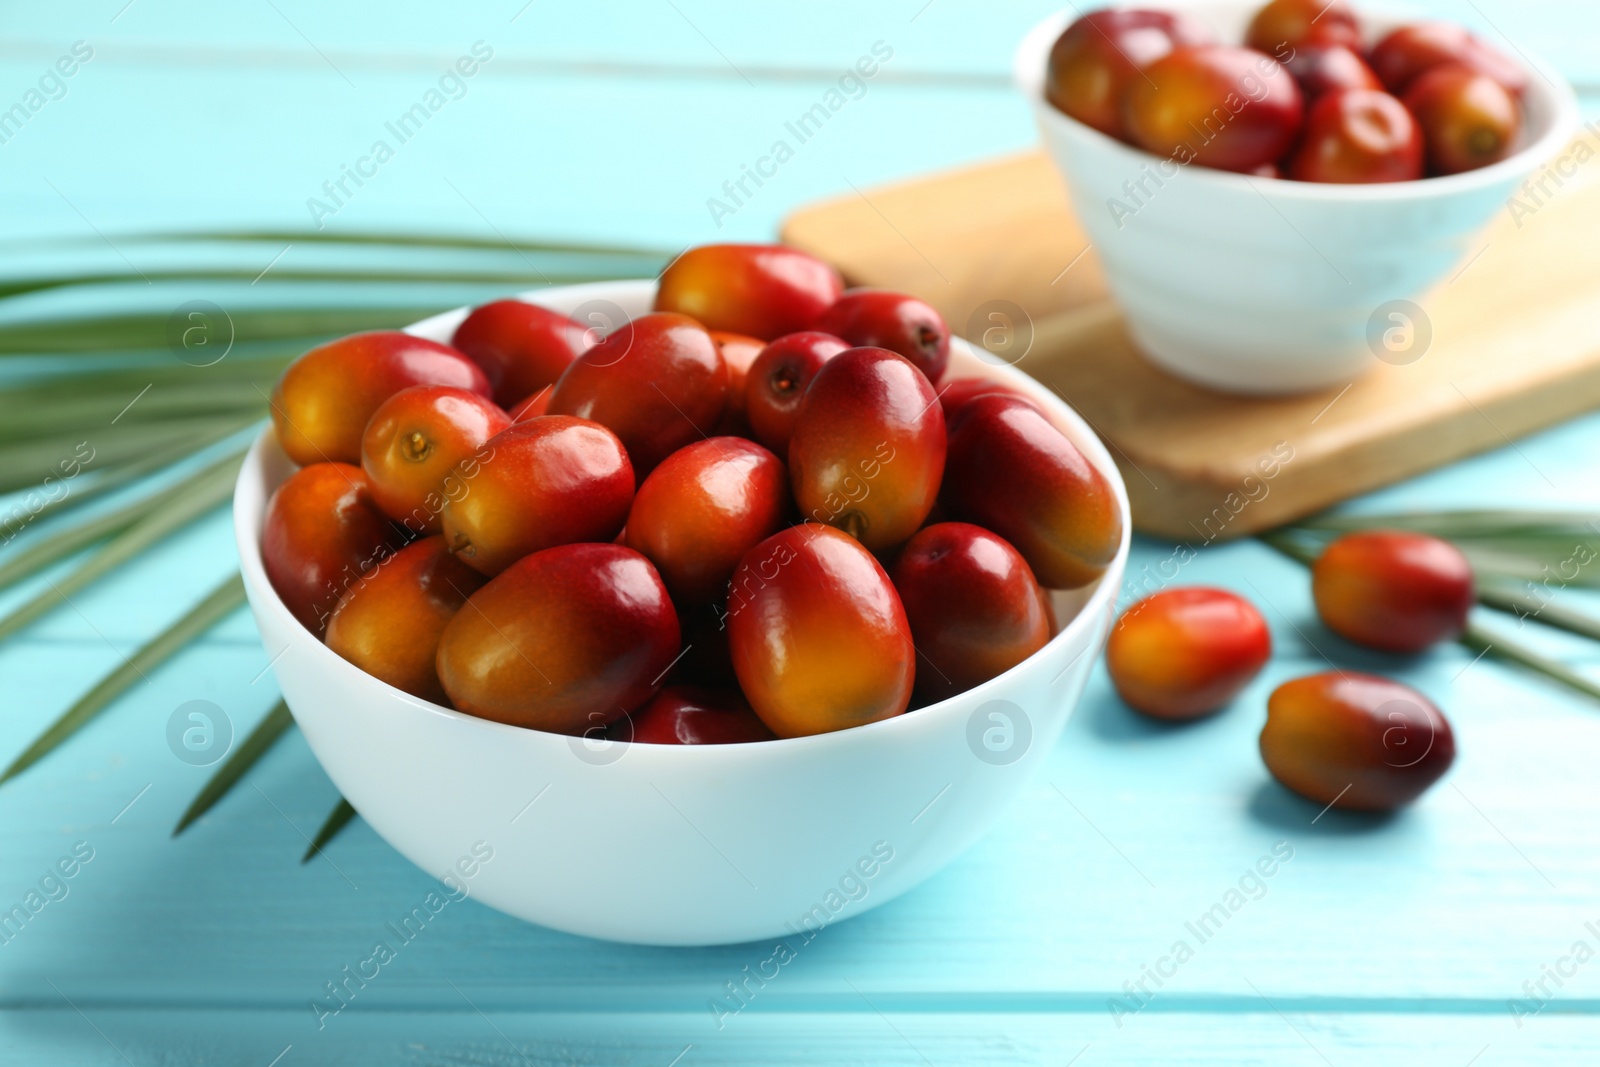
625,437,788,604
744,331,849,455
1122,45,1305,173
1312,530,1474,652
937,377,1044,428
654,244,843,340
1288,89,1423,183
449,299,588,407
439,416,634,577
1245,0,1361,55
1369,22,1528,97
891,522,1053,704
324,536,486,703
1106,587,1271,719
1261,672,1456,810
1404,65,1521,176
261,463,402,635
622,686,775,745
941,394,1121,589
813,289,951,385
1045,9,1212,139
1283,44,1383,100
788,347,946,553
436,544,680,734
547,312,727,476
270,331,490,466
360,386,511,535
710,331,764,434
506,385,552,422
727,524,914,738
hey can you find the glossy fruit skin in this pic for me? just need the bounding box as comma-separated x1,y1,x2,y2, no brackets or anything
744,331,849,456
360,386,511,535
622,686,776,745
439,416,634,577
1261,672,1456,810
1369,22,1528,97
788,347,946,554
710,331,764,434
1045,9,1212,139
1288,89,1423,183
450,299,589,407
1123,45,1305,173
726,524,914,738
941,394,1121,589
1312,530,1474,652
1245,0,1360,54
1404,65,1521,176
547,312,727,476
891,523,1053,704
436,543,680,734
261,463,401,635
937,377,1043,428
270,331,490,466
1283,44,1382,100
506,386,552,422
813,289,951,385
1106,587,1271,719
325,536,486,703
654,244,843,340
625,437,788,604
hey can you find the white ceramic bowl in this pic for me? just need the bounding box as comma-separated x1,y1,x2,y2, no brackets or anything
235,280,1132,946
1015,2,1579,394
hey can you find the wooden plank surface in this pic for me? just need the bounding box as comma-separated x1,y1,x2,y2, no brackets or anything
2,2,1600,1063
781,140,1600,539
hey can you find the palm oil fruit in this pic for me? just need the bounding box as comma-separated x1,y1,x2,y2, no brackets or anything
891,523,1053,704
1288,89,1423,184
625,437,788,604
744,331,849,456
1283,44,1382,101
937,377,1043,427
1106,587,1271,720
436,543,680,734
1261,672,1455,810
623,686,775,745
261,463,401,635
727,524,914,738
439,416,634,577
788,346,946,554
1045,9,1211,139
1245,0,1360,54
270,331,490,466
654,243,843,340
360,385,511,535
1369,22,1527,97
450,299,589,407
1311,530,1474,652
324,536,486,703
547,312,727,476
813,290,951,385
941,394,1120,589
710,331,765,435
1403,65,1520,175
1122,45,1304,172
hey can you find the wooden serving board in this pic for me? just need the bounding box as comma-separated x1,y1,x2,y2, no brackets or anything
781,137,1600,540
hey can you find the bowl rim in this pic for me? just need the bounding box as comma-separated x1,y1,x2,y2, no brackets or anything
1013,1,1582,203
235,277,1134,761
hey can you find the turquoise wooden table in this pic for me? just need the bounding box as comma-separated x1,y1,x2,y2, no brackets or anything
3,2,1600,1062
